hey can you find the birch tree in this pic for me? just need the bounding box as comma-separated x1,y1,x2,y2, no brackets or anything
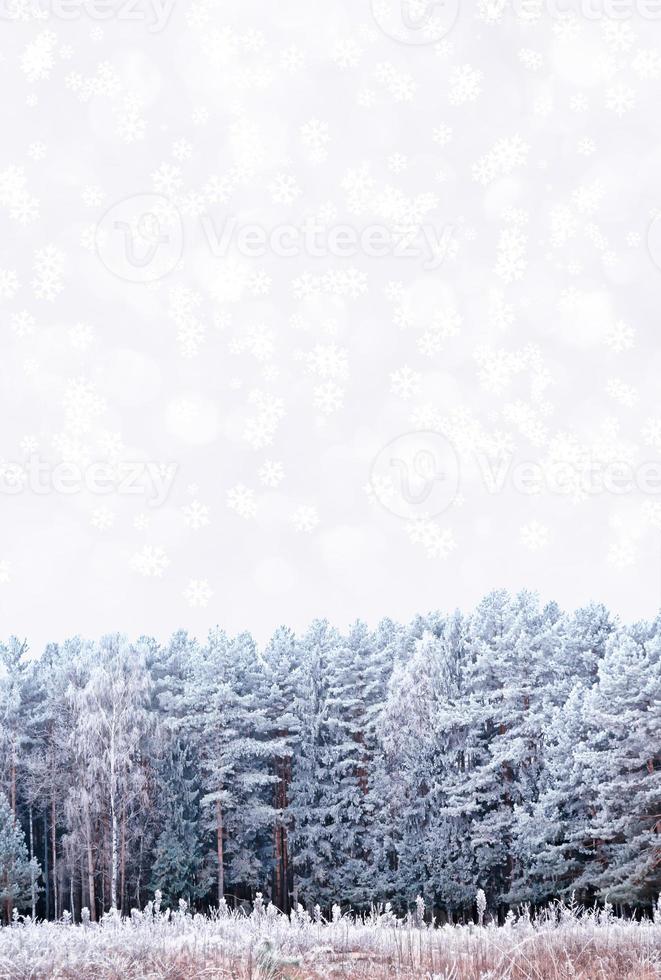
70,636,152,911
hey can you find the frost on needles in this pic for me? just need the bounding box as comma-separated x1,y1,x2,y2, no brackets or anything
0,589,658,924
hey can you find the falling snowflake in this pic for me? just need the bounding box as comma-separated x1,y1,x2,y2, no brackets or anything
606,378,638,409
314,381,345,415
448,64,483,105
0,269,20,300
258,460,285,488
520,521,549,552
184,579,214,608
605,321,635,353
91,508,115,531
604,84,635,117
607,539,636,569
269,173,301,205
227,484,258,520
390,366,421,400
31,245,64,302
2,0,661,627
406,519,456,560
20,435,38,455
130,546,170,578
291,505,319,533
69,323,95,352
10,311,35,337
183,499,211,530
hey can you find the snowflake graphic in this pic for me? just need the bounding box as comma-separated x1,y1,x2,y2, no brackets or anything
0,269,20,300
130,546,170,578
520,521,549,552
406,519,456,560
227,484,258,520
183,500,211,530
184,579,214,608
91,508,115,532
291,505,319,534
258,460,285,488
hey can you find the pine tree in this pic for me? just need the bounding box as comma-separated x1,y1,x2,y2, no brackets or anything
377,615,477,914
0,791,40,921
189,629,279,904
322,621,382,906
460,592,562,909
288,619,341,908
509,603,615,905
0,594,657,920
263,626,302,912
574,624,661,905
150,741,209,906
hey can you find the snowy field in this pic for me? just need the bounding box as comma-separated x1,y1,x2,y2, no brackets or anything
0,898,658,979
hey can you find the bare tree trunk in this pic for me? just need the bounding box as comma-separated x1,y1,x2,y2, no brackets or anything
51,798,58,920
29,806,36,919
70,865,75,923
110,804,118,911
273,754,291,912
282,755,291,912
216,798,224,904
84,797,96,921
109,725,118,911
135,833,143,909
282,819,290,912
119,806,126,914
43,812,49,919
274,816,282,910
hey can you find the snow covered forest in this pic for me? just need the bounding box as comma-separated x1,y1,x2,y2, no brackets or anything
0,590,658,926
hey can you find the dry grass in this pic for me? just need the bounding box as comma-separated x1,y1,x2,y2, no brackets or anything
0,899,657,979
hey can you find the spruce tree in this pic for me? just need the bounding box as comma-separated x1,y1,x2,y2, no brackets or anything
0,791,40,921
150,741,209,906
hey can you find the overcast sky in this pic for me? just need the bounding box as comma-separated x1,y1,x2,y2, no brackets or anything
2,0,661,653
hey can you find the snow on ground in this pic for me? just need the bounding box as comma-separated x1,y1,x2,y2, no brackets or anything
0,896,658,979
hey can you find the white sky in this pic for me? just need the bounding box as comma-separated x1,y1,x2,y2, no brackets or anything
2,1,661,654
